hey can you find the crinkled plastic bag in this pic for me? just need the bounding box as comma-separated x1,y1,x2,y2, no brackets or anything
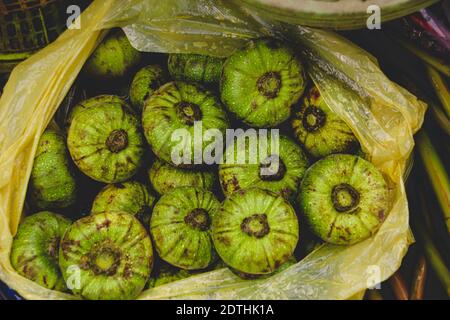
0,0,426,300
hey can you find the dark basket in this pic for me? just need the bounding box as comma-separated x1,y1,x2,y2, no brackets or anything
0,0,70,73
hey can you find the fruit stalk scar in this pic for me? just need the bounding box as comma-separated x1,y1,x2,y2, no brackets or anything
331,183,361,212
257,71,282,99
106,129,128,153
259,156,287,181
88,244,121,276
185,208,211,231
302,106,327,132
176,101,202,125
241,213,270,238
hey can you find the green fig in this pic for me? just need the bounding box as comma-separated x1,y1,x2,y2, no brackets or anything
168,53,224,84
67,100,145,183
142,81,229,166
59,212,153,300
84,30,141,81
29,128,77,210
66,95,127,131
91,181,155,226
149,159,216,195
299,154,389,245
150,187,220,270
212,188,299,275
10,211,71,291
130,64,168,112
291,85,359,158
220,38,306,127
219,134,309,201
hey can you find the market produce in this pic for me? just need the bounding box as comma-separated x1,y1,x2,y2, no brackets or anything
66,95,128,130
84,30,142,81
59,212,153,300
2,0,441,299
291,85,359,158
168,53,224,85
299,154,389,245
150,187,220,270
91,181,155,225
149,158,216,195
29,128,77,210
130,64,168,112
142,81,229,166
219,134,309,201
67,100,145,183
212,188,299,275
10,212,71,291
220,38,306,128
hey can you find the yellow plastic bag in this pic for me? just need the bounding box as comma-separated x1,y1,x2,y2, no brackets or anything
0,0,426,300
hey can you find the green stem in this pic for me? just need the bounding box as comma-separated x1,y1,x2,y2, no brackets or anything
413,213,450,297
428,100,450,136
416,131,450,233
411,255,427,300
426,66,450,119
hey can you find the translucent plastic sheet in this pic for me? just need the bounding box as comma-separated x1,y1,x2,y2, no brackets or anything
0,0,426,299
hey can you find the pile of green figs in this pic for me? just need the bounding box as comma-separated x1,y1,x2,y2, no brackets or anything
11,31,390,300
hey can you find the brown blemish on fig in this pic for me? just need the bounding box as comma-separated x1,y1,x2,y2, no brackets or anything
96,219,111,230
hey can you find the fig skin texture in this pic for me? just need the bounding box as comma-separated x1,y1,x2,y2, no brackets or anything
10,211,71,291
130,64,168,113
91,181,155,226
291,85,359,158
59,212,153,300
298,154,389,245
219,135,309,202
30,128,77,210
150,187,220,270
142,81,229,166
84,30,141,81
220,38,306,128
67,100,145,183
66,95,127,131
212,188,299,275
149,158,216,195
168,53,224,85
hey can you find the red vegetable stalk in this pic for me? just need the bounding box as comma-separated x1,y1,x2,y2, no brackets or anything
389,272,409,300
411,255,427,300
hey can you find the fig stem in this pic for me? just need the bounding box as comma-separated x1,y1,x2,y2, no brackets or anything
302,106,326,132
185,208,210,231
332,183,360,212
176,101,202,125
257,71,281,99
241,214,270,238
89,245,121,276
106,129,128,153
259,156,286,181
